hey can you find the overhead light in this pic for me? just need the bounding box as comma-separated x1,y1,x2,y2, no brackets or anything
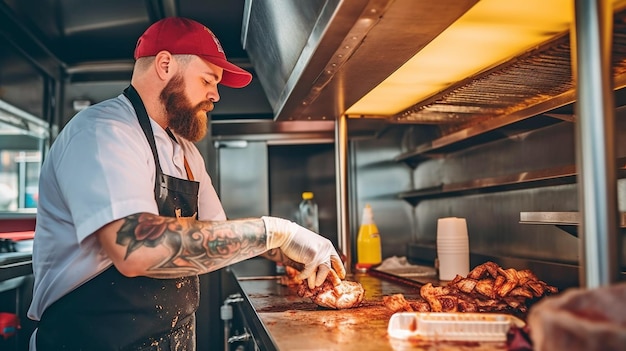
346,0,576,117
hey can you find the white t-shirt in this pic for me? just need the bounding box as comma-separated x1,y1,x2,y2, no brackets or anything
27,94,226,322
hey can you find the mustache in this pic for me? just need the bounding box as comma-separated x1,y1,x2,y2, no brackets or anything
196,101,214,112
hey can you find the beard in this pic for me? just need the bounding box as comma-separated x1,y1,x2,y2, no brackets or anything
159,74,213,142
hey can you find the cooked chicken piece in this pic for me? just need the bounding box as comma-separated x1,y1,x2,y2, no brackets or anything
420,283,452,312
509,286,535,299
382,293,414,312
467,263,487,280
297,279,364,309
411,300,432,312
527,281,548,297
545,284,558,294
425,282,451,296
450,274,465,285
455,277,478,293
457,298,478,312
515,269,538,285
279,265,303,286
474,298,501,308
467,261,499,279
484,261,500,278
497,279,518,297
439,295,458,312
493,275,506,291
504,296,527,311
475,298,511,312
475,278,497,299
496,267,511,279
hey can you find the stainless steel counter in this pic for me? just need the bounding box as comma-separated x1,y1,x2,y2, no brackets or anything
228,264,510,351
0,252,32,282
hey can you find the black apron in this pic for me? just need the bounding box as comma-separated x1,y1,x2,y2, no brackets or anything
37,85,201,351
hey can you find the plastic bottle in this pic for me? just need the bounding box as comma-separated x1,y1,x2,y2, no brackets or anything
298,191,319,233
356,204,382,270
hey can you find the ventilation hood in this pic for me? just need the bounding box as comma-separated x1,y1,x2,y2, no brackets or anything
242,0,477,121
243,0,626,127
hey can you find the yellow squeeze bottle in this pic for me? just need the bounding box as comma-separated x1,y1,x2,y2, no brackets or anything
356,204,382,269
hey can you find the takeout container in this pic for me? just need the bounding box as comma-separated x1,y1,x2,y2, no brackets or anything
387,312,525,342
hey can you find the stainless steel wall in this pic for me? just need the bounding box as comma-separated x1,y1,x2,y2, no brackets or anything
217,141,269,219
268,143,338,245
412,122,580,263
350,127,415,262
350,109,626,290
215,140,339,245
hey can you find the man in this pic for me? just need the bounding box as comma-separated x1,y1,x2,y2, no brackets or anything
28,17,345,350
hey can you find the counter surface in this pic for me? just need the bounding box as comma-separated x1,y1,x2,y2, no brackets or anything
0,252,32,282
235,270,510,351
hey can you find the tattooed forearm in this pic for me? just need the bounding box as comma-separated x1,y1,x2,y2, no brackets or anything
116,213,268,278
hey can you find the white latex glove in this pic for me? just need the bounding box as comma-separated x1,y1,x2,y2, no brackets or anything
262,216,346,289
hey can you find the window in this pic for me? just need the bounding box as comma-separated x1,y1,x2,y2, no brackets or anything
0,99,48,213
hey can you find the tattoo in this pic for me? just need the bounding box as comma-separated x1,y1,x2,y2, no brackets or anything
116,213,268,277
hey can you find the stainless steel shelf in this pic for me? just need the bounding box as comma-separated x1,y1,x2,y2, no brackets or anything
519,211,626,237
399,158,626,206
394,114,565,167
399,164,579,205
0,252,32,282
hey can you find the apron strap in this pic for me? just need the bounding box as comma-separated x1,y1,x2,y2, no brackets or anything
123,85,162,200
184,157,195,181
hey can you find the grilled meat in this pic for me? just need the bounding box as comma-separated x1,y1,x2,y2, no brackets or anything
467,261,499,280
475,278,497,299
279,265,303,286
420,283,452,312
382,293,414,312
454,277,478,293
383,261,558,315
509,286,535,299
297,279,365,309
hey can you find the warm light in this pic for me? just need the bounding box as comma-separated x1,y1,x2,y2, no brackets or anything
346,0,574,116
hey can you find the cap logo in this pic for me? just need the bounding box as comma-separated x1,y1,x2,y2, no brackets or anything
204,26,224,54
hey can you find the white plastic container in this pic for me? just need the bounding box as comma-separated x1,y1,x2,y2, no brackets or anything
387,312,524,342
436,217,470,280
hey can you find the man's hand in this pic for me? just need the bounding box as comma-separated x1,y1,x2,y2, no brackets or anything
262,216,346,289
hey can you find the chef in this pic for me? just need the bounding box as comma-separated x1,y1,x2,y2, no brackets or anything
27,17,345,350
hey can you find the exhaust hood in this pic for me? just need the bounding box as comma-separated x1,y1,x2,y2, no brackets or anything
347,0,575,117
243,0,626,125
242,0,477,121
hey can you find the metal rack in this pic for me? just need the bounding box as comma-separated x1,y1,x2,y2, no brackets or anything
520,212,626,237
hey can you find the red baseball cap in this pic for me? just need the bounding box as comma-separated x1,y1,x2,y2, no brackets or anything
134,17,252,88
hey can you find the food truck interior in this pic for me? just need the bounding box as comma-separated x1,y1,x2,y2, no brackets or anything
0,0,625,350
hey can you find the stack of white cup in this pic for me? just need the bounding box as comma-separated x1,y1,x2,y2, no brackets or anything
436,217,470,281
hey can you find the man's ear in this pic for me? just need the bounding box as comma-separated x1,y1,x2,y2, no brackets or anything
154,51,174,80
